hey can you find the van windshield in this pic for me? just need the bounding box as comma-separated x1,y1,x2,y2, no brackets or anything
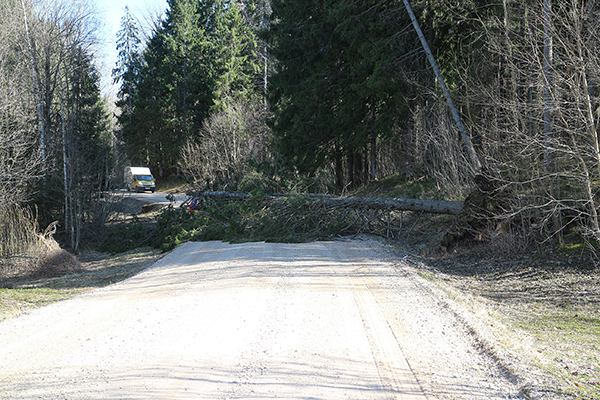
135,175,154,181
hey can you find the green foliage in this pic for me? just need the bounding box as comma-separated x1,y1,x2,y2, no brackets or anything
267,0,418,187
118,0,262,175
153,202,225,251
99,216,154,254
152,193,354,251
112,6,143,126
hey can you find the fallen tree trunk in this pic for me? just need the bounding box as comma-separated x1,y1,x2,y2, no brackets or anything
316,196,463,215
190,191,464,215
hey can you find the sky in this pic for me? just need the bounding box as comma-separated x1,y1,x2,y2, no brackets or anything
96,0,168,98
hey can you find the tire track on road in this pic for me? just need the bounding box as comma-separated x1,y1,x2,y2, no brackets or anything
328,241,427,399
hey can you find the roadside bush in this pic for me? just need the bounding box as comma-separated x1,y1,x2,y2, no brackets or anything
0,205,79,278
99,216,154,254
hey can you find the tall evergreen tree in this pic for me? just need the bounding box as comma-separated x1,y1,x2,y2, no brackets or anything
267,0,415,187
113,6,142,126
126,28,172,174
267,0,340,180
212,0,259,108
121,0,261,175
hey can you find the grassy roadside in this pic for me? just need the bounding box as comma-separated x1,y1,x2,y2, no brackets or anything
353,175,599,398
460,264,600,399
0,247,164,322
387,211,600,399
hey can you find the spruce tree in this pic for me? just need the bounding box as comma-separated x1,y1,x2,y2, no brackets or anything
112,6,142,127
121,0,262,175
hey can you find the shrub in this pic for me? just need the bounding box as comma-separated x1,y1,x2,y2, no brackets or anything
0,205,79,278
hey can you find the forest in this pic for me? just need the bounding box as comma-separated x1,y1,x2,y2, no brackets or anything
2,0,600,260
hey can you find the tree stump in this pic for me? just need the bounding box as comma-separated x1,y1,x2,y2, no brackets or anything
441,174,511,249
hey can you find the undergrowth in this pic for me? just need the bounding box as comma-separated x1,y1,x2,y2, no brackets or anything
100,215,155,254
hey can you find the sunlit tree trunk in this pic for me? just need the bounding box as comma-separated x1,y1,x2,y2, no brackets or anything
541,0,563,244
402,0,481,174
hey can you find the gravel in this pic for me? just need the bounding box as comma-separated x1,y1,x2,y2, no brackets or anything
0,239,524,399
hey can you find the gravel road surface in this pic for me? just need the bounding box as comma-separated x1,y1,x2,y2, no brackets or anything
123,190,188,205
0,240,523,399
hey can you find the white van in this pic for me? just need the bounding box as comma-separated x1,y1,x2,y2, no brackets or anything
124,167,156,193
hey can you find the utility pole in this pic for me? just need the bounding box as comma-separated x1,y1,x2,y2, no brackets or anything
402,0,481,174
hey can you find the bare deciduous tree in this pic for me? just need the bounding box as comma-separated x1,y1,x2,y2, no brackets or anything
0,0,41,209
180,101,270,190
458,0,600,248
2,0,112,252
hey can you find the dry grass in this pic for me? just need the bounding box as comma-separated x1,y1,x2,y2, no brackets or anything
0,205,41,260
0,247,163,322
0,203,82,279
0,232,80,279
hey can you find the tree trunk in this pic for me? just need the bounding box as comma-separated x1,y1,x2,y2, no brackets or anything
370,136,376,181
347,152,354,187
543,0,554,175
334,152,344,190
542,0,563,244
61,83,70,249
20,0,46,171
194,191,464,215
317,196,463,215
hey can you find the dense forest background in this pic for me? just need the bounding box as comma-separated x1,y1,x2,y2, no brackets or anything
2,0,600,257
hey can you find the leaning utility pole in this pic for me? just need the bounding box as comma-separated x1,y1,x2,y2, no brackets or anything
402,0,481,174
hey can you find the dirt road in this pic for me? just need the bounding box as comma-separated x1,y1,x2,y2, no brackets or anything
0,240,522,399
121,189,189,206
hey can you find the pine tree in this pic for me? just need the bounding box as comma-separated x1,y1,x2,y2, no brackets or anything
212,0,259,108
267,0,413,187
125,29,172,173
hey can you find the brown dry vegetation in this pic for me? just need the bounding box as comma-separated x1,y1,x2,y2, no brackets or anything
0,248,163,322
0,205,81,281
389,210,600,399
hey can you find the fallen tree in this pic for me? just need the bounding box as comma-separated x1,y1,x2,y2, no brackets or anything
171,191,465,243
185,176,510,247
315,196,463,215
188,191,464,215
156,186,510,248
